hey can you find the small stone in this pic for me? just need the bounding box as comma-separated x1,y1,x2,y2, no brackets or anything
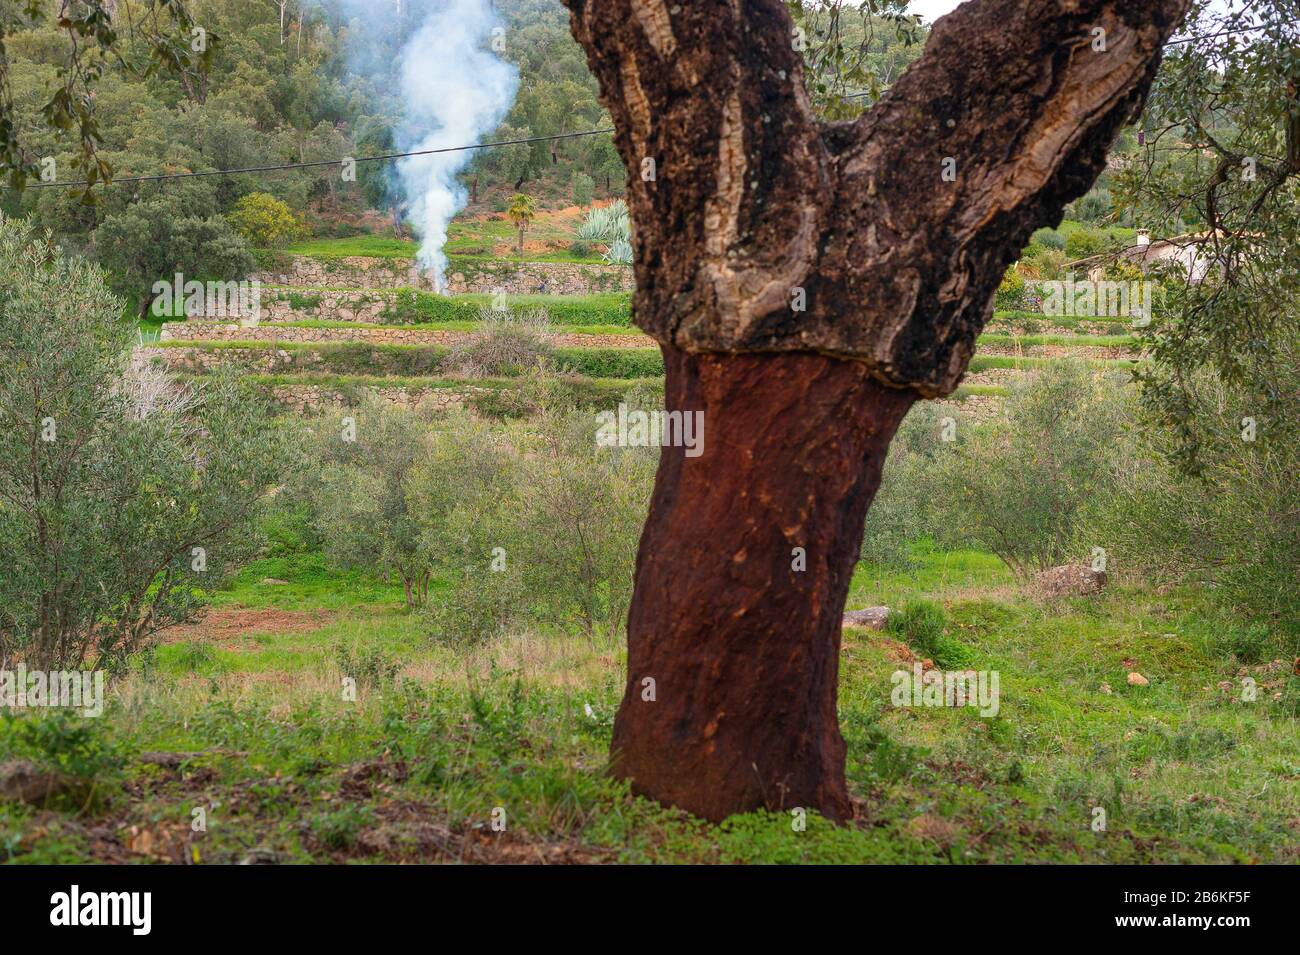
1034,563,1107,597
1127,672,1149,686
1100,682,1112,694
842,606,891,630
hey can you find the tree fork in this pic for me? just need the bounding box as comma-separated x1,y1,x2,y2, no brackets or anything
565,0,1192,821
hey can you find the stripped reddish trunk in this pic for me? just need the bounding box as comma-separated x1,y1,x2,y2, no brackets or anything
612,346,914,821
563,0,1191,822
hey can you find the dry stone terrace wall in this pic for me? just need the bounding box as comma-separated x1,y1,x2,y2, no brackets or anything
261,290,391,324
158,321,653,350
135,344,1004,417
269,384,474,413
253,255,635,295
161,321,1131,359
977,342,1136,361
139,345,301,375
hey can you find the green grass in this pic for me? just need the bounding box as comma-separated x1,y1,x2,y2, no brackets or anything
155,339,665,381
445,215,607,263
4,536,1296,865
951,384,1011,398
180,318,644,336
967,355,1137,372
272,232,610,266
977,333,1138,349
278,236,420,259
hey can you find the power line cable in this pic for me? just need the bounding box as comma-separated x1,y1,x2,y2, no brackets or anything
19,127,614,190
12,22,1288,191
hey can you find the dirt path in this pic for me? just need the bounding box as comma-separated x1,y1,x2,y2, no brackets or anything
159,608,333,650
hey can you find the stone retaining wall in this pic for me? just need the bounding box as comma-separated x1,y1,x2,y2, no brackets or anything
261,290,392,323
977,342,1136,360
268,384,473,413
159,321,654,350
939,395,1004,421
254,255,634,295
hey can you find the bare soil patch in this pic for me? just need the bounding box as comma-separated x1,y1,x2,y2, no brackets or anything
159,608,333,650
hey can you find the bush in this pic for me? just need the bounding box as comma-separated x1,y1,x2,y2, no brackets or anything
576,200,631,264
418,397,655,645
927,362,1128,580
994,267,1027,310
304,399,440,608
334,641,401,688
227,192,304,248
1030,227,1066,251
1020,246,1067,281
571,172,595,207
1064,226,1109,260
502,404,656,643
1073,188,1112,222
860,404,953,567
1079,352,1299,636
447,307,556,377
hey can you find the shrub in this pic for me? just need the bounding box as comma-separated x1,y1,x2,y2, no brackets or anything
418,397,655,645
1079,352,1299,636
334,641,401,688
1031,227,1066,250
502,404,657,643
860,403,954,567
1073,188,1112,222
304,399,439,609
447,307,555,377
994,267,1027,310
0,709,121,811
576,200,631,264
1064,226,1109,260
928,361,1128,580
227,192,304,248
1020,246,1067,281
571,172,595,207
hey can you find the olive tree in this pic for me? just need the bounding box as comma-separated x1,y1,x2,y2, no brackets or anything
0,215,284,669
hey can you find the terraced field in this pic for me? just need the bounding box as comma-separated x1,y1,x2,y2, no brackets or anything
138,242,1146,420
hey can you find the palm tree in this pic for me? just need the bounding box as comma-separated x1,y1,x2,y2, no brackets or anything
506,193,537,258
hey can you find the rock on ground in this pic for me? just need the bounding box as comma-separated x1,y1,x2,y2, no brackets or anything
842,606,891,630
0,760,76,806
1034,564,1107,598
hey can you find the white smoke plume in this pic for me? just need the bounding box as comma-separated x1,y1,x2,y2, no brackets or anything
392,0,518,291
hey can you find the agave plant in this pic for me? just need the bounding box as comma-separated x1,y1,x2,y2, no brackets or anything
576,200,630,264
603,235,632,265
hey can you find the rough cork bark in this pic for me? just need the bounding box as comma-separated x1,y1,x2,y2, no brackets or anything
563,0,1191,822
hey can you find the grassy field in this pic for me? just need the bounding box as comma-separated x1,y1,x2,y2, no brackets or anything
277,208,611,265
3,541,1295,865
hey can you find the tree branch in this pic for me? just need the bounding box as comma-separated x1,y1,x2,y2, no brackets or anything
564,0,1191,398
